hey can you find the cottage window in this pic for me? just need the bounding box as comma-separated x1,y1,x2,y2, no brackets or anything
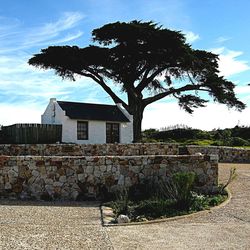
77,121,88,140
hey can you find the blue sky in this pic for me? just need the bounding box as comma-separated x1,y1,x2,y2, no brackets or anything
0,0,250,130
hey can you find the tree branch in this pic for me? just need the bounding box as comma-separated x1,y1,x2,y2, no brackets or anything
143,84,206,106
75,69,129,110
136,67,166,92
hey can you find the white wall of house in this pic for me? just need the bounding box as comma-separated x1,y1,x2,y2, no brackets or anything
119,122,133,143
116,103,133,143
41,98,133,144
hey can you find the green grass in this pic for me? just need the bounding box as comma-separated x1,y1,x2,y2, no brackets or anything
181,139,216,146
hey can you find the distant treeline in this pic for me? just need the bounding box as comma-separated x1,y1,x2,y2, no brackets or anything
142,125,250,146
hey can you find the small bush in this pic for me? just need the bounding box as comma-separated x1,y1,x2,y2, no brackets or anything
110,187,130,215
172,172,196,209
154,172,197,210
230,137,249,146
133,199,175,218
190,192,208,211
207,194,226,206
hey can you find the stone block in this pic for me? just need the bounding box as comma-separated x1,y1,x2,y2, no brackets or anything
53,181,63,187
94,170,101,178
32,170,40,177
66,168,74,176
45,178,53,185
118,175,125,185
125,177,132,186
4,182,12,190
77,173,84,181
85,165,93,174
100,165,107,172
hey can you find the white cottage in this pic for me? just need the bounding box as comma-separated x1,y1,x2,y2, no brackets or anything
42,98,133,144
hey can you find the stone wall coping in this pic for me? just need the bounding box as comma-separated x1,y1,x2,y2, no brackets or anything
1,154,210,159
0,143,179,146
189,145,250,151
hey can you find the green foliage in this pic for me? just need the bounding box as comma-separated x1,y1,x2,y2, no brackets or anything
171,172,196,209
230,137,249,146
190,192,209,211
207,194,226,206
153,128,208,141
132,199,177,219
113,187,130,215
105,171,228,221
231,125,250,140
156,172,196,206
184,139,215,146
142,125,250,146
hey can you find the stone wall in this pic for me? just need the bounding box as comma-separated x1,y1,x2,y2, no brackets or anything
0,143,249,163
0,143,179,156
187,145,250,163
0,155,218,200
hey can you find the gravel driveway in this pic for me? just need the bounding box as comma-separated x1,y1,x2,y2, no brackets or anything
0,163,249,249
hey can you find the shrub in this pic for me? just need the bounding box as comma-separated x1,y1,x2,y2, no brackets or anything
230,137,249,146
133,199,175,218
172,172,196,209
104,170,228,221
156,172,196,210
207,194,225,206
110,187,130,215
190,192,208,211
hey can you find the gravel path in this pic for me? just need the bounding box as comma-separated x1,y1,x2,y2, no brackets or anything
0,163,249,249
0,202,113,249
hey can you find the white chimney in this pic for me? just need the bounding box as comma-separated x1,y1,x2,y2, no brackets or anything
50,98,56,102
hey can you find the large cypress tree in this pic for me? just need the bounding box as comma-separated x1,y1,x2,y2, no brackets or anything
29,21,245,142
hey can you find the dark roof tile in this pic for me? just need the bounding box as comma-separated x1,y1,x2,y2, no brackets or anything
57,101,130,122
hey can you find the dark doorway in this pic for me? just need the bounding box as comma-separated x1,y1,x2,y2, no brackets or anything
106,123,120,143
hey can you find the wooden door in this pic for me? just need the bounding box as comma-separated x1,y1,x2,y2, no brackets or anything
106,123,120,143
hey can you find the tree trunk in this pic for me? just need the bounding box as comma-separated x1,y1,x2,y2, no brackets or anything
127,96,144,142
133,111,143,142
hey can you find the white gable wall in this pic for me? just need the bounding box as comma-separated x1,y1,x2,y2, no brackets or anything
42,98,65,125
116,103,133,143
41,99,133,144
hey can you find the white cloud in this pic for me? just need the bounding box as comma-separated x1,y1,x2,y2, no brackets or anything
143,102,250,130
0,50,101,115
0,12,85,53
23,12,84,47
0,11,94,121
211,47,250,77
215,36,231,43
184,31,200,43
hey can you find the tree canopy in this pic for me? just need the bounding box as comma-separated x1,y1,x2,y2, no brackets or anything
29,20,245,142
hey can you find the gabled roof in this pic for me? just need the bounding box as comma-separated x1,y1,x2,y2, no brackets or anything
57,101,130,122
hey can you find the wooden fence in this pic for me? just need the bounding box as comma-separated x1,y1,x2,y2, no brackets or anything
1,123,62,144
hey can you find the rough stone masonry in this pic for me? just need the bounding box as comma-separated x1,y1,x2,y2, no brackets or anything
0,143,249,162
0,154,218,200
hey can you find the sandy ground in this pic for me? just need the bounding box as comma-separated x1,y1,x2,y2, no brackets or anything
0,163,249,249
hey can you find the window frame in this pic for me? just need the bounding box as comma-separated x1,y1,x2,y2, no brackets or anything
77,121,88,140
